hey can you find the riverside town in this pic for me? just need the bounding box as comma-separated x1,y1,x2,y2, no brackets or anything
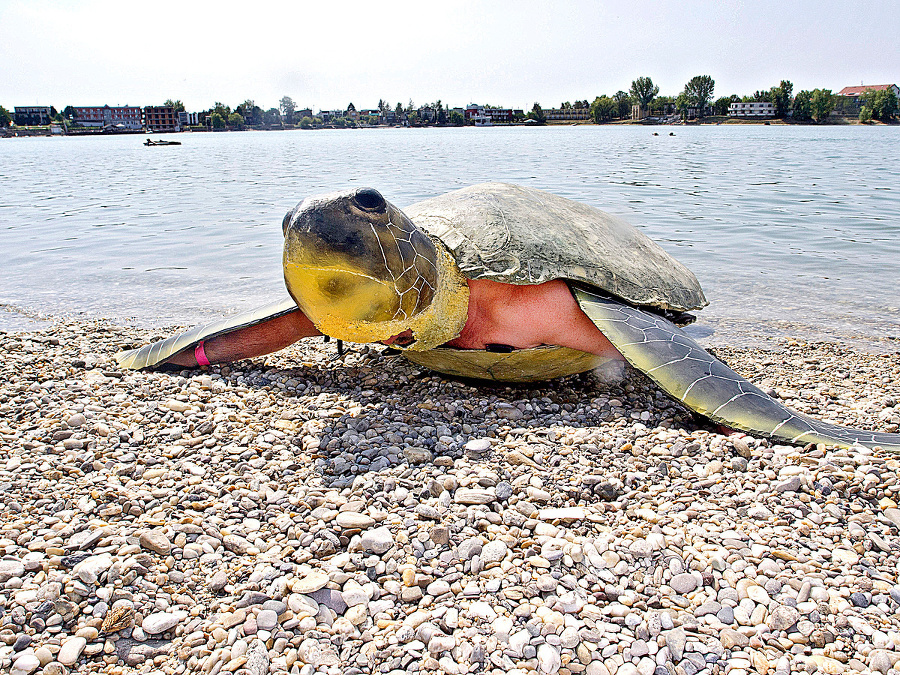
3,77,898,137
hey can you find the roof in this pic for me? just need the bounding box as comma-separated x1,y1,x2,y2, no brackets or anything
837,84,897,97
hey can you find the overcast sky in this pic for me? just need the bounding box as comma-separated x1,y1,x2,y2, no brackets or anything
2,0,897,113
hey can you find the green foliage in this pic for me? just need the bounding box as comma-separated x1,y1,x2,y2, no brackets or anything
449,110,465,126
590,96,617,123
683,75,715,116
651,95,675,115
792,90,812,121
528,102,546,124
164,99,185,113
279,96,296,123
613,91,632,119
407,112,419,126
210,112,226,129
62,106,77,121
332,117,347,128
862,88,898,120
0,106,11,127
713,96,736,116
859,106,873,123
299,116,313,129
630,76,659,109
227,112,244,128
809,89,835,123
769,80,793,117
263,108,282,126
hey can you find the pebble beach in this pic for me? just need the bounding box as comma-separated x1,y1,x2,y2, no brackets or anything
3,320,900,675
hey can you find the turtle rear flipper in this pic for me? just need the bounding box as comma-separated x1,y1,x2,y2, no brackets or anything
116,298,301,370
573,286,900,452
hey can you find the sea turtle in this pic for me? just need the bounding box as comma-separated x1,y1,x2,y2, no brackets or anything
117,182,900,452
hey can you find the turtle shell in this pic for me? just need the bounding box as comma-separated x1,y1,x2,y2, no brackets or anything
403,182,707,312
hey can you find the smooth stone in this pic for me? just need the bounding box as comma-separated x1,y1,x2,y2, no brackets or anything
670,573,698,594
294,571,330,594
58,636,87,666
141,610,186,635
767,604,801,631
480,540,508,565
453,488,496,505
256,609,278,631
139,529,172,555
335,512,376,529
12,653,41,675
537,643,561,674
359,526,394,554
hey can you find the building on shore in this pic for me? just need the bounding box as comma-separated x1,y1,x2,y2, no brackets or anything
544,107,591,122
14,106,52,126
144,106,180,132
728,101,775,118
178,111,199,127
465,104,520,125
72,105,143,129
834,84,899,116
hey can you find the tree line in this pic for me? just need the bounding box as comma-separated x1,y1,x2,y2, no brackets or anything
3,81,897,131
560,76,898,125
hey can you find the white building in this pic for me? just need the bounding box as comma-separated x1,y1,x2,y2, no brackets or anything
728,101,775,118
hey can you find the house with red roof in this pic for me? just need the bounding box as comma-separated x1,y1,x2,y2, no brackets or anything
833,84,898,116
837,84,899,98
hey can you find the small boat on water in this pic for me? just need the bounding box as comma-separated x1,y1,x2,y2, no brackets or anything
144,139,181,146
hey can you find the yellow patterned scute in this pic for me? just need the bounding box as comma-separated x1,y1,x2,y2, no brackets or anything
283,189,469,351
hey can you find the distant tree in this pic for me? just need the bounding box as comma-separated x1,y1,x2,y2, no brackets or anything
210,112,226,129
165,99,185,113
675,92,691,119
299,116,313,129
279,96,296,124
713,96,733,116
809,89,835,123
630,76,659,113
435,100,447,125
651,95,675,115
332,116,347,128
792,90,812,121
263,108,282,126
863,88,898,120
449,110,465,126
0,106,10,127
683,75,715,117
613,91,631,118
61,105,77,121
395,102,403,117
590,95,617,123
347,102,356,113
213,102,231,119
528,102,546,124
406,112,419,126
227,112,244,129
769,80,793,117
859,106,873,123
561,101,572,110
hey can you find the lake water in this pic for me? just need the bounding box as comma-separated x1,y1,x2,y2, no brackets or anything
2,125,899,350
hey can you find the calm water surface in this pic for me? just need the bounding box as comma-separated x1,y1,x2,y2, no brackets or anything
2,126,899,349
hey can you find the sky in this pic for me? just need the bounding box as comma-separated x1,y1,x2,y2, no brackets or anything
2,0,898,113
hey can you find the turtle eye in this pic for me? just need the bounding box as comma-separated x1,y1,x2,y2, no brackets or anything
354,188,386,212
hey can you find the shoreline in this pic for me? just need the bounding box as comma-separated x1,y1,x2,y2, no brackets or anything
3,319,900,674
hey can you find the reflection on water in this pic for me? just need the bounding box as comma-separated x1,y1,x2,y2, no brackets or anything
1,126,899,349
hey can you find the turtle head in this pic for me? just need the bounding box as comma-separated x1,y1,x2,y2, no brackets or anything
282,188,469,350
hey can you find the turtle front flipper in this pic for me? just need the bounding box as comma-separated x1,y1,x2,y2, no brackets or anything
116,298,301,370
573,286,900,452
